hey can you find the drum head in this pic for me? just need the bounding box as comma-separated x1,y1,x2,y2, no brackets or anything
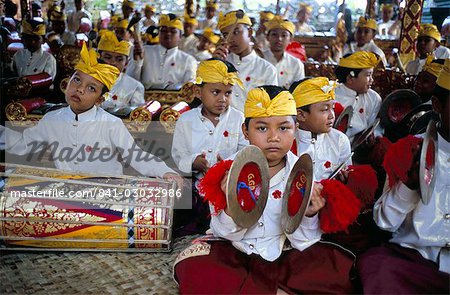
351,118,381,151
281,154,313,234
226,145,270,228
419,120,438,205
333,106,353,133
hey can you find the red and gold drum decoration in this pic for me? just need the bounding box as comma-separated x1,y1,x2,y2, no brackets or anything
129,100,162,122
179,82,197,104
0,164,175,252
8,73,53,97
5,97,46,121
419,120,437,205
159,102,191,133
281,154,313,234
226,146,270,228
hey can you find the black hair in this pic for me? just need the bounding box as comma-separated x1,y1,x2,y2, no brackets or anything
433,85,450,107
335,66,363,83
32,2,41,10
244,85,296,128
167,13,178,21
5,0,18,17
145,25,159,37
431,59,445,65
289,78,313,112
197,58,238,87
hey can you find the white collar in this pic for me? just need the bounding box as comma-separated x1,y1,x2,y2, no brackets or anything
339,84,358,97
297,128,325,144
67,105,98,122
195,104,231,122
158,44,178,55
230,50,258,63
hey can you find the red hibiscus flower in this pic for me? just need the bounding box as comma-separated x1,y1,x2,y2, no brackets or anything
359,108,364,113
324,161,331,168
112,95,118,100
280,71,284,75
223,131,229,137
245,76,251,82
272,190,282,199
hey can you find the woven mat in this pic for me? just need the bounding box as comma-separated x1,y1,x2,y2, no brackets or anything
0,235,198,294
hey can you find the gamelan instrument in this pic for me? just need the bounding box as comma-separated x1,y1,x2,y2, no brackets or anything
351,118,380,151
333,105,353,134
159,102,191,133
0,163,176,252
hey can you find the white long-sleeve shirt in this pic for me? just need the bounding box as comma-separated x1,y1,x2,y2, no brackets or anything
12,48,57,80
295,128,352,181
334,84,382,142
101,73,145,110
210,151,322,262
225,51,278,112
178,34,199,53
2,106,174,178
374,133,450,274
262,49,305,89
126,44,197,90
171,106,248,178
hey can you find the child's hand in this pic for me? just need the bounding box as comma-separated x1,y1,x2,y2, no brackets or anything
163,172,185,191
305,182,326,217
192,153,209,173
212,43,229,60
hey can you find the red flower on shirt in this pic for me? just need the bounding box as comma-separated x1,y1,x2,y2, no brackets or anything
272,190,282,199
359,108,364,113
85,145,92,152
112,95,118,100
280,71,284,75
223,131,229,137
324,161,331,168
245,76,251,82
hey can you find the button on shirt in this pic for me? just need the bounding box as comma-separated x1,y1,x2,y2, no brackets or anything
295,128,352,180
171,106,248,178
374,133,450,274
210,151,322,262
226,51,278,112
12,48,57,80
3,106,174,177
263,49,305,89
334,84,382,142
127,44,197,90
101,73,146,110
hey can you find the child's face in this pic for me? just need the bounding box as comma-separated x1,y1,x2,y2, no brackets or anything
198,36,213,51
65,70,105,114
159,26,181,49
22,34,43,52
413,71,436,100
183,23,196,36
346,68,374,94
206,7,215,19
416,36,438,58
100,50,128,72
221,24,252,56
198,82,233,117
267,28,291,53
243,116,295,164
297,101,335,134
355,27,375,47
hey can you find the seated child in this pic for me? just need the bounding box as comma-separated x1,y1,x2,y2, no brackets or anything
171,58,248,233
413,57,445,102
12,18,57,80
356,58,450,294
174,85,355,294
186,28,219,61
2,44,182,186
97,30,145,109
178,15,199,53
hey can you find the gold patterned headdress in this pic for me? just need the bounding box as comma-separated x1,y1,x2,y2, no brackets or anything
436,59,450,90
97,30,131,56
195,59,243,88
338,51,381,69
75,44,120,90
22,18,46,36
265,16,295,35
218,10,252,31
202,28,220,44
159,14,184,31
259,11,275,22
418,23,441,42
184,14,198,26
244,88,296,118
356,16,377,30
291,77,336,108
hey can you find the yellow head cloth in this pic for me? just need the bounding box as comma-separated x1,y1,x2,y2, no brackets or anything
356,16,377,30
436,59,450,90
145,5,155,12
338,51,381,69
98,29,110,38
291,77,336,108
421,55,443,77
159,14,184,31
114,19,133,31
122,0,135,9
381,4,394,11
143,26,160,44
265,16,295,35
299,3,313,13
49,6,66,21
22,18,46,36
98,30,131,56
184,14,198,26
259,11,275,22
195,59,243,88
206,1,218,9
418,23,441,42
244,88,297,118
75,44,120,90
202,27,220,44
218,10,252,31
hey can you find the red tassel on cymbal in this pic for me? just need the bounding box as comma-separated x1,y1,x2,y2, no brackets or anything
319,179,362,233
198,160,233,214
368,136,392,169
382,135,422,188
346,165,378,209
334,102,344,118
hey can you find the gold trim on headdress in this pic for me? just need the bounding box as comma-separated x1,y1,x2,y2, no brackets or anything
244,88,297,118
265,16,295,35
356,16,377,30
436,59,450,90
75,44,120,90
195,59,243,88
418,23,441,42
218,10,252,31
114,19,133,32
338,51,381,69
98,30,131,56
292,77,336,108
184,14,198,26
159,14,184,31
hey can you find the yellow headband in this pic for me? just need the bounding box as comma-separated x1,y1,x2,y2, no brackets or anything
75,44,120,90
159,14,184,31
265,16,295,35
145,5,155,12
338,51,380,69
292,77,336,108
436,59,450,90
418,23,441,42
381,4,394,11
202,27,220,44
218,10,252,31
299,3,313,13
356,16,377,30
98,30,131,56
195,59,243,88
245,88,297,118
421,55,443,78
260,11,275,22
122,0,135,9
22,19,46,36
184,14,198,26
206,1,218,9
49,6,66,21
